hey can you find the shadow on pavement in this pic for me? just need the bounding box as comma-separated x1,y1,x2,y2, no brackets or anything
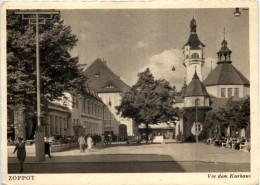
8,153,186,173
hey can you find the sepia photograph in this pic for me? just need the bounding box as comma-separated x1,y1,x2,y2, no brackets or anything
1,2,258,185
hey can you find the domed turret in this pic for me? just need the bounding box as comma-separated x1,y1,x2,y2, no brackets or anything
203,37,250,98
217,39,232,64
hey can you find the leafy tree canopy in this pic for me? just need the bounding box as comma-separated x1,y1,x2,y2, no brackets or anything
205,96,250,131
7,10,88,118
116,68,179,126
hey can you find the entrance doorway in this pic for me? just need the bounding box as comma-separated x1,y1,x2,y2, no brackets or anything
118,124,127,141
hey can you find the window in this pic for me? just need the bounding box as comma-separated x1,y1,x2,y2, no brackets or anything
55,116,59,134
73,119,76,125
195,124,202,132
105,84,114,88
72,96,75,108
91,102,94,115
228,88,232,97
87,100,90,114
50,115,54,135
95,72,100,77
234,88,239,97
221,88,226,98
77,119,79,126
186,55,188,59
191,53,199,58
76,98,78,109
83,99,86,113
63,117,67,129
59,117,62,135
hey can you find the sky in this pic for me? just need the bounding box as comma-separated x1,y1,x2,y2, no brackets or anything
60,8,249,90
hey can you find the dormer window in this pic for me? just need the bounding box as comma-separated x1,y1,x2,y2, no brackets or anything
105,84,114,88
95,72,100,77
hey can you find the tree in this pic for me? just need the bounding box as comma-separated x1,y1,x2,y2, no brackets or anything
225,96,250,129
205,96,250,138
204,109,227,138
7,10,88,138
116,68,179,143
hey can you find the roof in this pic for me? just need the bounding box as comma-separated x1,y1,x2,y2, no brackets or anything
175,96,184,103
184,34,205,49
139,122,175,130
190,18,197,32
217,47,232,54
210,96,243,112
84,58,130,93
217,39,232,54
203,63,250,86
183,71,209,97
175,80,187,103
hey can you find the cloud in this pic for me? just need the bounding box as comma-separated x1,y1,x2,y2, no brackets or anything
123,49,219,91
135,41,148,49
139,49,185,90
104,43,121,52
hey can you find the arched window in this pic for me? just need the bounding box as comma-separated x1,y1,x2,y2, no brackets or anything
186,55,188,59
191,53,199,58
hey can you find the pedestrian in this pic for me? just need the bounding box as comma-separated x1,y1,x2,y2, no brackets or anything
13,137,26,173
78,135,86,153
45,139,52,158
87,135,93,151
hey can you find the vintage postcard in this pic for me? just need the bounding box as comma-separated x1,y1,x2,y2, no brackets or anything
1,1,258,185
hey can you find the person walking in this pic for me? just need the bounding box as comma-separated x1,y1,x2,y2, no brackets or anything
78,135,86,153
45,140,52,158
87,135,93,151
13,137,26,173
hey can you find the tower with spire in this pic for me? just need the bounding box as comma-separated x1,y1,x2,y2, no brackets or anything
203,36,250,98
183,17,205,84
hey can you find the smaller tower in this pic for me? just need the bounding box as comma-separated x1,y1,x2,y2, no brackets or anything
203,35,249,98
183,18,205,84
217,39,232,64
183,69,210,108
182,69,210,142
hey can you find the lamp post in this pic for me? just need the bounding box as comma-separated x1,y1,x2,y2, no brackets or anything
15,10,60,161
108,98,112,144
195,98,199,143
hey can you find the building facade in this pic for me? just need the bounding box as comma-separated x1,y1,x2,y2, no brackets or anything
174,17,250,142
45,91,105,138
84,59,136,140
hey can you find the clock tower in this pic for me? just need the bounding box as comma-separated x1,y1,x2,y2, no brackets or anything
183,18,205,84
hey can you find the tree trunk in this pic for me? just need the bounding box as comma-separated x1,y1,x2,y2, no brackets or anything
145,123,149,144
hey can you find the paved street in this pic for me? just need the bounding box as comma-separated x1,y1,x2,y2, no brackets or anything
8,161,250,173
8,143,250,173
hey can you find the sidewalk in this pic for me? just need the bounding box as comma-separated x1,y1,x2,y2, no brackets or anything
8,143,250,164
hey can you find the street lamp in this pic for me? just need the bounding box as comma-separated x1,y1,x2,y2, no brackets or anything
15,10,60,161
108,98,112,144
233,8,241,17
195,98,199,143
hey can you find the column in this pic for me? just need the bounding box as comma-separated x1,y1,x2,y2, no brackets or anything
14,105,26,139
226,126,230,137
48,116,51,136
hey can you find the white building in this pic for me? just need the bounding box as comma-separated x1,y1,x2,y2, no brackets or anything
84,59,135,140
174,17,250,141
45,90,105,137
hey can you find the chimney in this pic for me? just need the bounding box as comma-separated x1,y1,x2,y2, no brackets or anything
102,58,106,65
